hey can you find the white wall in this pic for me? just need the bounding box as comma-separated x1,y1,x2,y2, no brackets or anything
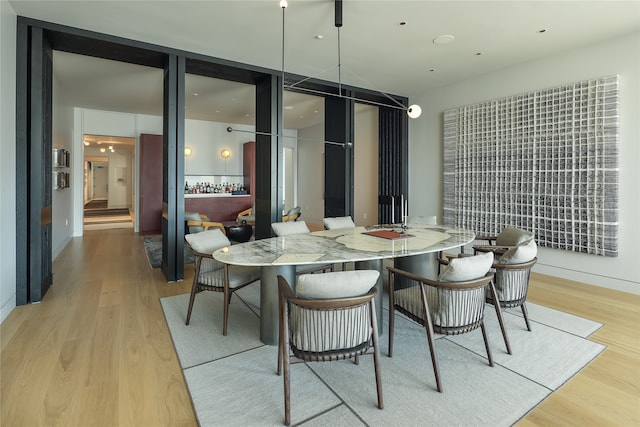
51,75,75,259
354,105,379,226
185,120,253,176
297,124,325,227
409,32,640,294
0,0,17,322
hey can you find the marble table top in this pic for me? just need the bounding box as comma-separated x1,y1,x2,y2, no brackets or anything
213,225,475,266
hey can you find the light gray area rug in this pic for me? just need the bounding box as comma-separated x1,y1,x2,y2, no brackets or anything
160,284,605,426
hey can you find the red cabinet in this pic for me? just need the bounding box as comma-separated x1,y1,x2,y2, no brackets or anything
139,134,163,234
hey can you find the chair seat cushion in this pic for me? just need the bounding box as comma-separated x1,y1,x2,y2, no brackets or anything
438,251,494,282
498,239,537,264
296,270,379,299
323,216,356,230
199,265,260,288
185,229,231,254
228,265,261,288
495,227,534,246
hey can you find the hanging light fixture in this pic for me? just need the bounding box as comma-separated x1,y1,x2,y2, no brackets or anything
283,0,421,119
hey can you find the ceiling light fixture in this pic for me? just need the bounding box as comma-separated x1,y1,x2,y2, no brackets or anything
433,34,455,45
282,0,421,119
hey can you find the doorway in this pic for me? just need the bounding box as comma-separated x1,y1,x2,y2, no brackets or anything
92,161,108,200
83,146,134,231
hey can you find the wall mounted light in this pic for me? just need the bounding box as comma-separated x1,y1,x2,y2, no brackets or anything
184,146,192,157
220,148,231,159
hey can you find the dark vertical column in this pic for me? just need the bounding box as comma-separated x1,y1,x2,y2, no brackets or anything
324,95,354,218
16,25,53,303
254,75,282,240
378,107,408,224
15,20,29,305
162,55,185,281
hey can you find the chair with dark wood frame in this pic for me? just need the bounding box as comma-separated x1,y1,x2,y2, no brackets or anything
185,241,259,335
276,274,383,425
386,266,511,392
473,245,538,331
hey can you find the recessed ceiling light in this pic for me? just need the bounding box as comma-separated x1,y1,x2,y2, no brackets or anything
475,52,483,56
284,106,294,110
193,92,199,96
538,29,547,33
399,21,407,26
429,69,436,72
433,34,455,45
314,35,323,39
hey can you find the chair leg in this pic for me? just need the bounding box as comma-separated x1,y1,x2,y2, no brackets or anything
185,258,202,325
521,302,532,331
419,283,442,392
370,300,384,409
222,264,230,336
388,271,395,357
488,281,512,355
424,319,442,392
480,322,494,367
283,351,291,426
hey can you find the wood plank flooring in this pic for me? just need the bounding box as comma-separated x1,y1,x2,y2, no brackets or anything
1,228,638,426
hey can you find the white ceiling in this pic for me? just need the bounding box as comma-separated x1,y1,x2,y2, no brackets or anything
10,0,640,133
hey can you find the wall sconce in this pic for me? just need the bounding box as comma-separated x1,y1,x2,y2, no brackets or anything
220,148,231,159
184,146,192,157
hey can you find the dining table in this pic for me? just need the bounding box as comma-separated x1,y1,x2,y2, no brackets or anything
213,224,476,345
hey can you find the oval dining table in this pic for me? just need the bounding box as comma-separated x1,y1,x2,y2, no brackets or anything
213,225,476,345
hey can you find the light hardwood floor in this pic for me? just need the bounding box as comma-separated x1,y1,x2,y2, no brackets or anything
1,228,638,426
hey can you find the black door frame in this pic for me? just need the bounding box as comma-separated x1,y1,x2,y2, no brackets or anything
15,16,407,299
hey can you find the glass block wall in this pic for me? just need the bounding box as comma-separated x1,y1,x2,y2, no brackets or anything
443,76,619,256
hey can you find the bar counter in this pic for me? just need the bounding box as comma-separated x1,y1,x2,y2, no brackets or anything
185,193,252,222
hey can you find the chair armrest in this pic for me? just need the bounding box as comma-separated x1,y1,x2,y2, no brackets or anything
237,207,252,217
475,235,497,245
201,221,226,234
186,220,226,235
282,212,300,222
472,245,513,255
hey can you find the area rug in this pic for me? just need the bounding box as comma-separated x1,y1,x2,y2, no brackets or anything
160,285,605,426
143,235,195,269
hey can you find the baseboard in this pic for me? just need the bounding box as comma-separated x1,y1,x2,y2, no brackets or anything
0,294,16,324
52,234,73,261
534,263,640,295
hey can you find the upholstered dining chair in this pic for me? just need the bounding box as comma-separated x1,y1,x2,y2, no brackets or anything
406,215,438,227
323,216,356,230
271,220,334,274
187,217,226,234
185,211,225,234
236,205,255,225
277,271,383,425
184,229,260,335
323,216,355,271
282,206,301,222
386,252,512,392
473,228,538,331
